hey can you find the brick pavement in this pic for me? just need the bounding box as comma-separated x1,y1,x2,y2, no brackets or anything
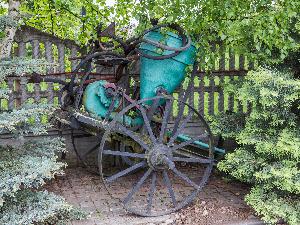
46,160,256,225
47,167,174,225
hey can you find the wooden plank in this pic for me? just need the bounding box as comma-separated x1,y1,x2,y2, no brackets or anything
228,49,235,112
239,54,245,70
20,77,28,106
17,42,26,57
7,79,14,110
57,43,65,73
70,46,78,71
47,82,54,104
208,76,215,115
31,40,40,59
228,76,234,112
197,70,247,76
45,41,54,73
14,79,21,108
198,75,205,116
238,55,245,112
218,45,225,113
229,48,235,70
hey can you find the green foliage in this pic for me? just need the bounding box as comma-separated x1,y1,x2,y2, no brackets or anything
0,138,66,207
217,148,265,183
211,68,300,224
246,186,300,225
134,0,300,66
18,0,136,44
1,1,298,69
0,190,87,225
208,111,246,139
0,57,49,80
0,15,17,40
6,0,298,70
0,104,53,135
0,17,86,224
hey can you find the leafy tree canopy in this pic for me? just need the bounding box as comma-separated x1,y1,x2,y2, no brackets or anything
1,0,299,66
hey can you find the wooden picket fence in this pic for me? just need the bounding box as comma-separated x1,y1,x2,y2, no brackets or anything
1,25,254,118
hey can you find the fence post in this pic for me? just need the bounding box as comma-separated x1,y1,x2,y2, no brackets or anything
218,44,225,113
32,40,40,59
228,48,235,112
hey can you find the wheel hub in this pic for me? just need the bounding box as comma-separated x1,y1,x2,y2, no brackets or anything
147,144,173,170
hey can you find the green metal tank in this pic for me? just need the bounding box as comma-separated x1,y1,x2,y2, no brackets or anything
83,80,120,119
82,80,142,126
139,31,196,100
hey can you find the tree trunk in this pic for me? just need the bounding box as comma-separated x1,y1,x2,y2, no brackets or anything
0,0,20,59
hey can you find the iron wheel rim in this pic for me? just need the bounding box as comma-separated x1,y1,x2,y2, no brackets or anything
98,95,214,216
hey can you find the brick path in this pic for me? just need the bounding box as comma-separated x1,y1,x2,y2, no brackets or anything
46,161,257,225
47,167,174,225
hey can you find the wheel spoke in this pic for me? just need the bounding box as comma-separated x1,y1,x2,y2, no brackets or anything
123,168,153,204
106,161,146,183
173,156,212,164
139,106,156,143
146,172,157,213
170,167,199,189
159,99,173,143
119,141,135,166
169,110,194,145
163,170,177,207
103,150,145,159
170,133,208,151
72,133,93,138
146,98,160,120
115,123,150,151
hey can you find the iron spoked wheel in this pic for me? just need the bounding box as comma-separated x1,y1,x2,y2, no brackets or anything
98,95,215,216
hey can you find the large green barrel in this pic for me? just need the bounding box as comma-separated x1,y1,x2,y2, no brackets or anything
139,31,196,100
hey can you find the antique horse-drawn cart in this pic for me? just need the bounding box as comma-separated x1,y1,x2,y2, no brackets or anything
33,22,224,216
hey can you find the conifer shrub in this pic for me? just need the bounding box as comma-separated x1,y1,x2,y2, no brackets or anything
0,15,87,224
210,68,300,225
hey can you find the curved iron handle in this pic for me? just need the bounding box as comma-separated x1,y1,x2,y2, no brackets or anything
133,23,191,60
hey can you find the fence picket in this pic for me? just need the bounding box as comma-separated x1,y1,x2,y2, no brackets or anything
18,42,26,57
57,43,65,73
45,41,54,73
4,26,255,120
208,76,215,115
198,75,205,115
218,45,225,113
32,40,40,59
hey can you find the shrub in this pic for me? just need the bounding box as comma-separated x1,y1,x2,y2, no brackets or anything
0,15,87,224
211,68,300,225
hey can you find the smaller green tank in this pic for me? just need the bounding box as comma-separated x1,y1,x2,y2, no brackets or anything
83,80,120,119
82,80,142,126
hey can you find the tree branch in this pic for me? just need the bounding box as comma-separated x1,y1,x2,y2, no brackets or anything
0,0,20,59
